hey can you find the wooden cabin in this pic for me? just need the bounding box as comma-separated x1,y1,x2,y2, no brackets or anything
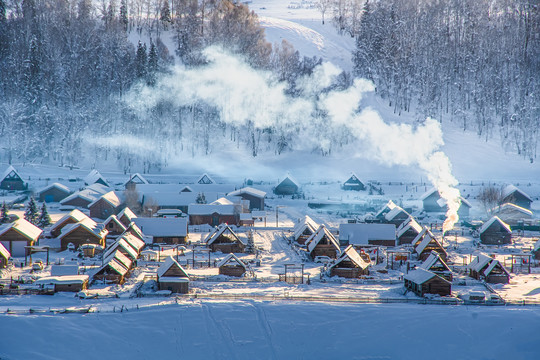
469,254,510,284
414,229,447,262
306,225,341,260
50,209,94,238
120,233,146,254
479,216,512,245
383,206,411,228
157,256,190,293
93,258,129,284
124,173,149,190
37,183,71,203
227,187,266,210
58,219,108,250
103,215,127,236
60,183,110,209
217,253,247,277
35,275,89,292
117,207,137,227
338,223,396,247
0,165,25,190
0,219,42,257
103,238,138,261
188,198,241,226
206,224,246,253
396,217,423,245
404,268,451,297
89,191,122,220
80,244,103,258
133,217,188,244
342,173,365,191
122,222,145,242
274,175,300,196
420,188,472,218
502,185,532,210
490,203,533,226
84,169,110,187
0,242,10,268
293,216,319,245
373,200,397,222
329,245,370,278
419,251,453,281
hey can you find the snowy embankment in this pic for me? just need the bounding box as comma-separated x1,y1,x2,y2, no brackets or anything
1,301,538,359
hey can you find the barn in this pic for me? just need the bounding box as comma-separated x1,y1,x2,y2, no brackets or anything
102,215,127,236
157,256,190,294
419,250,453,281
479,216,512,245
133,217,188,244
274,175,300,196
88,191,122,220
84,169,110,187
37,183,71,203
293,215,319,245
205,224,246,253
396,217,423,245
502,185,533,210
34,275,89,292
404,268,451,297
0,242,10,268
342,173,365,191
469,253,510,284
0,165,25,191
227,187,266,210
329,245,370,278
338,223,396,247
0,219,42,257
49,209,93,238
58,219,108,250
306,225,341,260
218,253,247,277
413,228,447,262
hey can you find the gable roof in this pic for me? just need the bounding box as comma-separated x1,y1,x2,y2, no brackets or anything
96,258,128,276
338,223,396,245
502,184,532,202
205,224,244,245
306,225,340,253
1,165,23,182
0,218,42,242
84,169,109,187
89,191,122,208
404,268,449,285
415,231,445,255
120,233,146,252
37,182,71,195
344,173,364,185
419,251,451,273
217,253,247,269
420,188,438,201
132,217,188,237
396,217,423,238
294,215,319,240
375,200,397,219
59,219,107,239
211,197,234,205
384,206,409,222
124,173,149,186
478,216,512,235
117,207,137,223
104,249,132,270
227,187,267,199
122,222,145,241
197,173,215,184
103,238,138,260
50,209,93,233
103,215,127,232
60,184,110,206
469,253,509,277
330,245,370,270
0,242,10,260
188,203,238,216
157,256,189,278
490,203,533,217
277,174,300,188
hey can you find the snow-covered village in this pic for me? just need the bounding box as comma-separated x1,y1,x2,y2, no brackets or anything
0,0,539,358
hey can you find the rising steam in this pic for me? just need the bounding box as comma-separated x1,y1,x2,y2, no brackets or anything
125,46,461,232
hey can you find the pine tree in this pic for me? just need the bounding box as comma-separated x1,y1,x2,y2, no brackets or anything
119,0,128,31
0,202,9,223
147,41,158,85
38,203,52,228
160,0,171,24
135,41,147,79
24,197,39,224
196,192,206,204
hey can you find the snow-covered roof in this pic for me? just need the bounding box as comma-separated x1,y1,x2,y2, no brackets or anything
197,173,215,184
374,200,397,219
227,187,267,199
88,191,122,208
404,268,443,284
330,245,370,270
97,258,128,276
59,219,107,239
103,238,138,260
211,197,235,206
484,259,510,277
50,265,79,276
37,182,71,195
396,217,423,238
478,216,512,235
104,249,132,270
502,184,532,202
84,169,109,187
122,222,145,241
293,215,319,240
60,184,110,206
188,203,238,216
338,223,396,244
1,165,22,182
132,217,188,237
103,215,127,232
120,233,146,252
217,253,247,269
278,174,300,188
468,253,494,273
205,224,244,245
384,206,409,221
118,207,137,223
0,218,42,241
35,275,89,285
344,173,364,185
306,225,340,253
157,256,189,278
124,173,149,186
490,203,533,217
50,209,93,233
420,188,438,201
419,251,451,273
0,242,10,260
415,231,444,255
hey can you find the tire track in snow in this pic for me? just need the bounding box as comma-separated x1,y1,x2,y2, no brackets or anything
251,301,277,359
202,303,237,359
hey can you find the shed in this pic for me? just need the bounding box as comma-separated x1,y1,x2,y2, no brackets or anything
329,245,370,278
306,225,341,259
419,250,453,281
502,185,533,210
338,223,396,247
133,217,188,244
0,219,42,257
274,175,300,196
84,169,110,187
293,215,319,244
479,216,512,245
489,203,533,226
35,275,89,292
396,217,423,245
469,253,510,284
50,209,93,238
205,224,246,253
0,165,25,191
227,187,266,210
157,256,190,293
37,183,71,203
342,173,365,191
58,219,108,250
102,215,127,236
117,207,137,227
217,253,247,277
89,191,123,219
0,242,10,268
404,268,451,297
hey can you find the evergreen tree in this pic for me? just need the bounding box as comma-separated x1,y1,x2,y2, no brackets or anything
38,202,52,228
196,192,206,204
0,202,9,223
160,0,171,24
106,0,116,28
78,0,92,21
135,41,147,79
147,41,158,85
24,197,39,224
119,0,128,31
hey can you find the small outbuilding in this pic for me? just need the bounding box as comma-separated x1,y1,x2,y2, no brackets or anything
306,225,341,260
329,245,370,278
37,183,71,203
479,216,512,245
35,275,89,292
293,215,319,245
93,257,129,284
0,165,25,191
274,174,300,196
227,187,266,210
413,228,447,262
404,268,451,297
469,253,510,284
0,219,42,257
205,224,246,253
157,256,190,294
342,173,365,191
217,253,247,277
133,217,188,244
502,184,533,210
419,250,453,281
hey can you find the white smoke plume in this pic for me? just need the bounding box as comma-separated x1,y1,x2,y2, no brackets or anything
125,46,462,232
